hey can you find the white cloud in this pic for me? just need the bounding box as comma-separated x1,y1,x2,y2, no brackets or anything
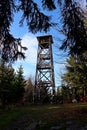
13,33,38,78
21,33,38,65
13,33,66,85
17,33,38,65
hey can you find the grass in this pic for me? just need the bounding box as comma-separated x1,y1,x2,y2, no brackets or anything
0,102,87,129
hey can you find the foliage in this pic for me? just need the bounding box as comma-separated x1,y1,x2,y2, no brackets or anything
40,86,51,103
36,80,52,104
62,55,87,98
14,65,25,103
0,0,87,62
0,60,25,105
0,0,27,62
24,76,34,103
0,0,55,62
61,85,72,101
60,0,87,56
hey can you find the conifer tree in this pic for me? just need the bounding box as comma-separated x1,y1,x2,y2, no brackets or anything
62,55,87,97
60,0,87,57
0,0,87,62
0,0,55,62
15,65,25,102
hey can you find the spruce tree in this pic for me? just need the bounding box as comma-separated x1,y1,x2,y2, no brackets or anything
62,55,87,98
15,65,25,102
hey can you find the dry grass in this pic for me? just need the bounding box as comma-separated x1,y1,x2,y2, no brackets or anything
0,102,87,129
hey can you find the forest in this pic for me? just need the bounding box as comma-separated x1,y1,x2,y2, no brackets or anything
0,0,87,106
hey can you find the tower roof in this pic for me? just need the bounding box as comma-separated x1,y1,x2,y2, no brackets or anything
37,35,53,45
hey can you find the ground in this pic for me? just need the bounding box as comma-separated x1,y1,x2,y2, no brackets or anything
0,102,87,130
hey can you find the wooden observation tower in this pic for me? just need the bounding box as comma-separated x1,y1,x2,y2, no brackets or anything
35,35,55,102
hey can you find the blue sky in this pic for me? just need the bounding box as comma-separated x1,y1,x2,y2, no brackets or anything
10,0,86,87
